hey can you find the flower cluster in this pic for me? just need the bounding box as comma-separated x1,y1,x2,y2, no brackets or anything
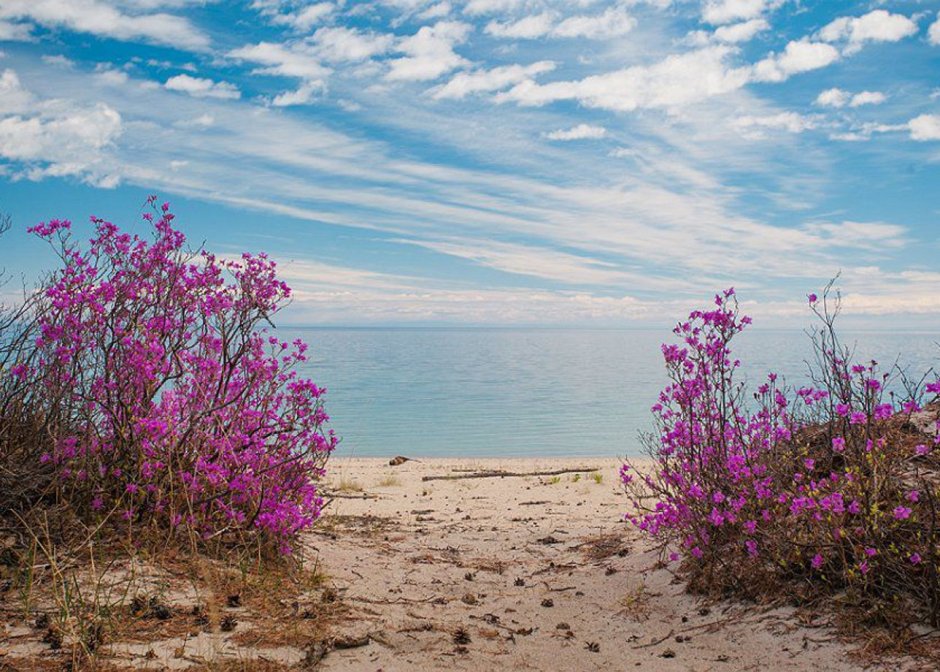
623,288,940,624
18,198,335,552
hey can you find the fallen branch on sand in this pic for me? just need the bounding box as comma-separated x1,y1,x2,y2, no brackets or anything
421,467,600,482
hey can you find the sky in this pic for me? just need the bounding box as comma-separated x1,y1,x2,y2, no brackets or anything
0,0,938,328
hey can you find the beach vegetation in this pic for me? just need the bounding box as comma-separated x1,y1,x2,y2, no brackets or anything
622,285,940,632
1,199,335,556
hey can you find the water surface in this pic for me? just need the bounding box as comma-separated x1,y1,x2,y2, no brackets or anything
284,327,938,458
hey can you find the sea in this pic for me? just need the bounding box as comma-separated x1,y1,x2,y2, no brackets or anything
284,327,939,459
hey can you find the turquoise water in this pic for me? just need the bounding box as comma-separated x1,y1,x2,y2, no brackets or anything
285,328,938,458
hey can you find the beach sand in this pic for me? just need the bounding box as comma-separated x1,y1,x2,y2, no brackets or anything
315,457,889,672
0,457,917,670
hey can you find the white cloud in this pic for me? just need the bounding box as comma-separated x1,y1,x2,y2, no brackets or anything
815,87,849,108
174,113,214,128
485,7,635,40
849,90,885,107
0,72,122,186
0,19,32,41
0,68,34,115
816,87,885,108
41,54,75,68
803,221,907,250
818,10,918,55
251,0,335,31
417,2,451,20
165,74,241,100
733,112,817,137
0,0,210,51
543,124,607,140
275,2,334,31
829,121,907,142
228,41,331,82
702,0,777,25
929,12,940,46
432,61,555,99
485,12,555,39
553,7,636,39
394,237,639,285
750,40,840,83
95,67,130,86
310,26,395,63
463,0,522,16
496,46,750,112
712,18,768,43
271,81,324,106
909,114,940,141
386,21,471,81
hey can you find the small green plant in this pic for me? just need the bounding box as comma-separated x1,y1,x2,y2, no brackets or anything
548,476,561,485
571,473,581,483
377,474,401,487
591,472,603,484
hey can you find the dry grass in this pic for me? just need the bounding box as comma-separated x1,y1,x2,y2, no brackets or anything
335,477,364,493
0,532,345,671
617,583,652,622
577,532,630,562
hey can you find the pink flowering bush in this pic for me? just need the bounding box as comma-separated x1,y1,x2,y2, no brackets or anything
7,198,335,553
623,287,940,626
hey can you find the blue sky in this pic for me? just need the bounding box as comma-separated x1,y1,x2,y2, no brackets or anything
0,0,938,327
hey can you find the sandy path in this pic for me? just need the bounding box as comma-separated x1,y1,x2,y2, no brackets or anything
313,457,881,672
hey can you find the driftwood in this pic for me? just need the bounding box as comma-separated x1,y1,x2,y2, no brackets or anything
421,467,600,482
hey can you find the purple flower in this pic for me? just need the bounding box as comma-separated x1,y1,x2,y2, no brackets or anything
808,293,818,304
873,404,893,421
849,412,867,425
894,506,912,520
811,553,824,569
832,436,845,453
910,553,922,565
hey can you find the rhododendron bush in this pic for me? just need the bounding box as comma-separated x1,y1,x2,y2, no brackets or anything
623,288,940,625
2,198,335,553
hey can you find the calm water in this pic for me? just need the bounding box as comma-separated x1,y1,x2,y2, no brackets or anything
282,328,938,458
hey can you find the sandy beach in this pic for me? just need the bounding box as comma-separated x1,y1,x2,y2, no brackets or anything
314,457,896,672
1,456,923,671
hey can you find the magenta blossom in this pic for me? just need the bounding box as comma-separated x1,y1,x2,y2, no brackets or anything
894,506,912,521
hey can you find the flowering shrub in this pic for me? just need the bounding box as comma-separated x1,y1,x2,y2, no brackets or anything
8,198,335,553
623,287,940,625
0,214,53,518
